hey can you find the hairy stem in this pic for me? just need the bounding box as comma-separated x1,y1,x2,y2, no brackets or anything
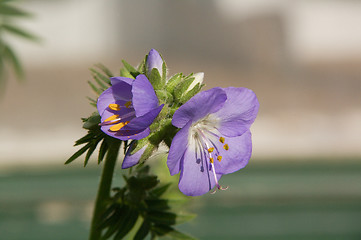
89,139,121,240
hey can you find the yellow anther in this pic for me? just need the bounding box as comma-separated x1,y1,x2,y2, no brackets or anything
210,157,214,163
109,103,121,111
223,144,229,151
104,114,119,123
109,121,129,132
208,147,214,153
124,101,132,108
217,156,222,162
219,137,225,143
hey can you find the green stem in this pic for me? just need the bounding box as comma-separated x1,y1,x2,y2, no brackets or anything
89,139,121,240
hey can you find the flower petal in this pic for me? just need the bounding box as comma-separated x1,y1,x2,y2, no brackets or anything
212,87,259,137
212,130,252,175
97,81,132,116
132,74,159,117
178,146,222,196
167,120,192,176
122,104,163,132
110,76,134,86
122,143,146,169
115,128,150,141
172,88,227,128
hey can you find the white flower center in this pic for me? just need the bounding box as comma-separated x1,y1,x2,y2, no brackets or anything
189,115,229,193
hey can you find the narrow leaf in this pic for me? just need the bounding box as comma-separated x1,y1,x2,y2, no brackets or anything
88,80,103,95
3,45,23,80
134,220,151,240
147,211,176,225
101,206,131,239
74,133,93,146
84,137,102,167
114,210,139,240
165,73,182,93
122,60,139,78
90,68,111,86
150,183,171,197
119,67,134,78
98,138,108,164
2,24,39,41
95,63,113,77
149,67,162,90
65,142,91,164
0,3,32,17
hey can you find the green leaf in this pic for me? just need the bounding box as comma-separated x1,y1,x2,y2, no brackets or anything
97,204,118,230
101,205,131,239
84,137,102,167
114,210,139,240
134,220,151,240
148,211,195,226
149,67,163,90
162,62,167,83
0,3,32,17
82,112,101,130
95,63,113,77
137,57,146,74
155,89,173,104
74,133,93,146
91,68,111,84
122,60,139,78
3,45,23,80
173,77,194,101
86,97,97,106
147,211,176,225
152,225,196,240
145,199,188,211
174,213,196,225
65,142,91,164
119,67,134,78
180,82,203,104
88,80,103,95
0,57,7,94
98,139,108,164
2,24,39,42
150,183,171,198
165,73,182,93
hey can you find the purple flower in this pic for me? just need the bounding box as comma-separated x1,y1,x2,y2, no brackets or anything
167,87,259,196
97,74,163,141
146,49,163,77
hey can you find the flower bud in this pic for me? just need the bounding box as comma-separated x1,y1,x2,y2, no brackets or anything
146,49,163,77
186,72,204,92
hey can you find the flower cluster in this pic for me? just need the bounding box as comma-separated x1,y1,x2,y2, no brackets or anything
96,49,259,196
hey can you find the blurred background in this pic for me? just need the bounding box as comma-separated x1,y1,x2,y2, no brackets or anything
1,0,360,239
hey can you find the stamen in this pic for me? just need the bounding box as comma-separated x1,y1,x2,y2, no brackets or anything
99,115,121,126
210,157,214,163
223,144,229,151
219,137,225,143
109,121,129,131
109,103,121,111
104,114,119,122
217,155,222,162
124,101,132,108
208,147,214,153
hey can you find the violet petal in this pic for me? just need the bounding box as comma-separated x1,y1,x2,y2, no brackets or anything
132,74,159,117
172,88,227,128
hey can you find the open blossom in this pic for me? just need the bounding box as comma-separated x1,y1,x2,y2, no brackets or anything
97,74,163,141
167,87,259,196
